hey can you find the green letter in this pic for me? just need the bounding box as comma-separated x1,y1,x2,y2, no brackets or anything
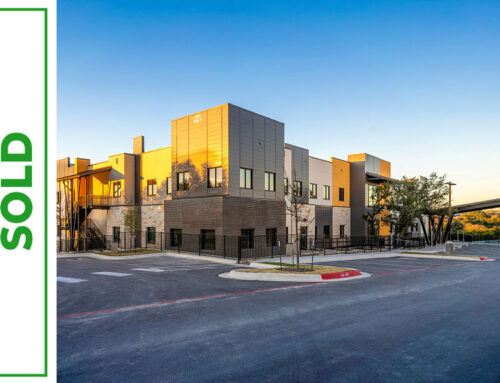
1,133,32,162
1,166,32,187
1,192,32,223
1,227,32,250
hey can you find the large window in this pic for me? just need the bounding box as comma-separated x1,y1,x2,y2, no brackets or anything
310,183,317,198
240,168,253,189
323,185,330,200
266,228,277,247
166,177,172,194
201,229,216,250
324,225,330,237
177,172,190,191
284,178,289,195
339,187,345,202
340,224,345,238
147,179,157,196
170,229,182,247
147,227,156,244
265,172,276,191
367,184,377,206
112,227,120,243
113,181,121,197
294,181,302,197
208,167,222,188
240,229,254,249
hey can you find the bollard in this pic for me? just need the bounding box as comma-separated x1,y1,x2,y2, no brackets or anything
446,241,454,255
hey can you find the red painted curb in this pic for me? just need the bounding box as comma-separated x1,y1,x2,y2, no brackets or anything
480,257,489,261
321,269,361,280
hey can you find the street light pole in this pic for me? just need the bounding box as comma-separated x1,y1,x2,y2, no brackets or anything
445,181,456,241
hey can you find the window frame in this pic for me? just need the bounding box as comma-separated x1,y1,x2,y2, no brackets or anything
340,224,345,238
166,177,172,194
208,167,223,188
310,183,317,199
200,229,216,250
240,168,253,189
294,181,302,197
177,171,190,191
147,179,157,196
113,181,122,198
266,228,277,247
240,228,254,249
264,172,276,192
339,187,345,202
112,227,120,243
146,227,156,245
323,185,330,200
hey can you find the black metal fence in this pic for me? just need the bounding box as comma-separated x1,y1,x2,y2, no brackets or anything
449,232,500,242
57,232,426,261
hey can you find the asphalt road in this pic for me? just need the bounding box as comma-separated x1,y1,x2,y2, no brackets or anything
58,244,500,382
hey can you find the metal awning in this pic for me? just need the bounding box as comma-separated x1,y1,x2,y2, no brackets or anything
57,166,112,182
365,172,395,184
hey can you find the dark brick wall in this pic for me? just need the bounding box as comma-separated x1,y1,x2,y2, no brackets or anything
164,196,285,237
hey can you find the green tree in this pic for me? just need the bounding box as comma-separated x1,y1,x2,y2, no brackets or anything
122,207,140,249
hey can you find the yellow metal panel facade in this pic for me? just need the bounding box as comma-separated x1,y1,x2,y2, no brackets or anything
141,147,171,202
380,159,391,178
347,153,366,163
171,104,229,196
331,157,350,207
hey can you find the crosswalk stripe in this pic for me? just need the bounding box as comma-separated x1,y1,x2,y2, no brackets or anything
92,272,131,277
58,276,87,284
132,268,165,273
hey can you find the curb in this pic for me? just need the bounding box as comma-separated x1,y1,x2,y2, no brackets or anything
399,253,494,262
219,269,370,283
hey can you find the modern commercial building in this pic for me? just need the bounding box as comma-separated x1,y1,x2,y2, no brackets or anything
57,102,415,255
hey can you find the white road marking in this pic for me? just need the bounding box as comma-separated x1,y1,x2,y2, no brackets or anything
132,268,165,273
58,276,87,284
92,272,131,277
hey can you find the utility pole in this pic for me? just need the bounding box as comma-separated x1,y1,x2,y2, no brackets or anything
445,181,456,241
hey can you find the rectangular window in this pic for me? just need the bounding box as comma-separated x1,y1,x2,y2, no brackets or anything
170,229,182,247
266,228,277,247
294,181,302,197
286,227,289,243
323,185,330,200
112,227,120,243
201,229,216,250
240,168,253,189
284,178,289,195
147,227,156,244
241,229,254,249
147,179,157,196
324,225,330,237
339,187,345,202
367,184,377,206
340,224,345,238
208,167,223,188
265,172,276,191
177,171,189,191
166,177,172,194
113,181,121,197
310,183,317,198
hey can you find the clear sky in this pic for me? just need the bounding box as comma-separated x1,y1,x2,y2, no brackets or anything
58,0,500,205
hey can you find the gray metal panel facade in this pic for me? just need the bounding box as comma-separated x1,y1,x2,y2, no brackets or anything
349,161,366,236
364,154,380,175
228,104,284,201
284,143,309,204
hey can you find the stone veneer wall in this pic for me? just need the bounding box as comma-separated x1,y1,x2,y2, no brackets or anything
332,206,351,237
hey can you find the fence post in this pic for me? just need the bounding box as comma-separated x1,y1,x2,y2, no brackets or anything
199,234,201,256
237,237,242,264
223,236,226,258
145,231,148,249
160,232,163,251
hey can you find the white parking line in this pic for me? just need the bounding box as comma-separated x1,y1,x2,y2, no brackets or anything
132,268,165,273
58,276,87,284
92,272,132,277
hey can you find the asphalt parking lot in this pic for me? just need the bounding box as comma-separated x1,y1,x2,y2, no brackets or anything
58,244,500,382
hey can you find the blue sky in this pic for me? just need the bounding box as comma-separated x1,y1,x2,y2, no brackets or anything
58,0,500,204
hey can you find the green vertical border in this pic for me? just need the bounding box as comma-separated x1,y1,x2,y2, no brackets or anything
0,8,48,378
